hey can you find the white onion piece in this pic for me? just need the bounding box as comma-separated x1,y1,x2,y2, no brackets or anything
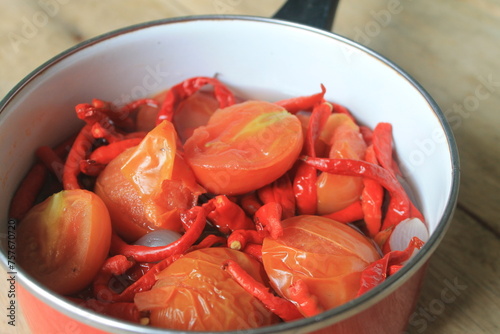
389,218,429,257
134,230,182,247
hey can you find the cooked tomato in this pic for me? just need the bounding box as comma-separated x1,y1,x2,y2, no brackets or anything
184,100,303,195
261,215,380,312
95,120,203,241
316,114,367,214
17,189,111,295
137,90,220,143
173,90,220,142
134,248,278,331
136,91,165,132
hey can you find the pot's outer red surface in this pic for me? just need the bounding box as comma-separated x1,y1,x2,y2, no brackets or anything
18,263,428,334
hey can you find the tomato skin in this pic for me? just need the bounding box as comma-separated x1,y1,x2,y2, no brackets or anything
134,248,278,331
316,114,367,214
95,121,202,241
184,100,303,195
17,189,111,295
261,215,380,312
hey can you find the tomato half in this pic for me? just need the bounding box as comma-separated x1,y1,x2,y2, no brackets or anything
134,248,278,331
316,114,367,214
184,100,303,195
95,120,203,241
17,189,111,295
261,215,380,312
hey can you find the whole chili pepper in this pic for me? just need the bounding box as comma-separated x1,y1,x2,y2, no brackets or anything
93,253,182,303
115,253,183,302
89,137,142,165
110,206,206,262
294,101,332,215
257,173,296,219
303,157,411,229
357,236,424,296
101,255,135,276
242,243,263,262
189,234,227,251
156,76,236,124
63,124,94,190
359,126,374,146
35,146,65,181
254,202,284,240
361,145,384,237
239,192,262,216
288,279,325,317
322,200,364,224
223,259,303,322
228,230,264,250
203,195,255,234
274,84,326,114
372,122,401,177
79,160,106,176
8,163,47,221
372,124,426,224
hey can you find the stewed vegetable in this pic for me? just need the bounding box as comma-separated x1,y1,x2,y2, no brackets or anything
11,76,426,331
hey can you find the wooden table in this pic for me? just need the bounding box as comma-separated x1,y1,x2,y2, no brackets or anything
1,1,499,333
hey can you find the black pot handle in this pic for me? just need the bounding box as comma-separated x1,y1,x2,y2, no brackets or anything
273,0,339,31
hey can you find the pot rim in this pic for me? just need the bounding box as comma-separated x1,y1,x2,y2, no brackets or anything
0,14,460,334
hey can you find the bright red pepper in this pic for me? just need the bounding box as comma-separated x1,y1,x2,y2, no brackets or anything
303,157,411,229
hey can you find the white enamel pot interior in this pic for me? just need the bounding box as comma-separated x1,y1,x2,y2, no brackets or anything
0,16,459,334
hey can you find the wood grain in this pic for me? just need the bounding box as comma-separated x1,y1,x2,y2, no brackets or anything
1,1,499,333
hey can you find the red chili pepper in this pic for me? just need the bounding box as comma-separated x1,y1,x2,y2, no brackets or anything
254,202,284,240
203,195,255,234
239,192,262,216
288,279,324,317
274,84,326,114
359,126,374,146
293,101,332,215
156,76,236,124
361,145,384,237
79,160,106,176
257,174,296,219
303,157,411,229
110,206,206,262
242,243,263,262
63,124,94,190
101,255,135,276
322,200,364,224
189,234,227,251
93,254,182,303
89,137,142,165
223,259,303,322
228,230,264,250
35,146,64,181
357,236,424,296
117,254,183,302
372,122,401,177
8,163,48,221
